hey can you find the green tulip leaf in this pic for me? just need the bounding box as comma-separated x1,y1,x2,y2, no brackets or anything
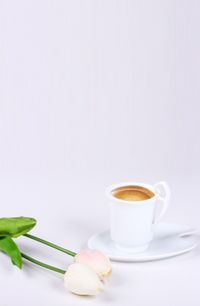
0,217,36,238
0,236,22,269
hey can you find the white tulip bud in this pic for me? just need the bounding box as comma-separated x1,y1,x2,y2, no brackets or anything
64,263,104,296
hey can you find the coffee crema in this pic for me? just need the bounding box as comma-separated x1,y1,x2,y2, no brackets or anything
112,185,155,201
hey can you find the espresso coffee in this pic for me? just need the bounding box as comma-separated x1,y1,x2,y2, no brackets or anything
112,185,155,201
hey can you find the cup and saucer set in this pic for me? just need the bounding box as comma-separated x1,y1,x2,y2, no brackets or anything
87,182,199,262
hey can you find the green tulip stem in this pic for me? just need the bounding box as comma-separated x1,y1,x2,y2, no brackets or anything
21,253,66,275
24,233,76,257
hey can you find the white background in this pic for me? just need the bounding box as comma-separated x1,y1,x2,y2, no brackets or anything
0,1,200,305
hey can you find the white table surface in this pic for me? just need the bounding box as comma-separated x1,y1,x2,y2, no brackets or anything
0,177,200,306
1,0,200,304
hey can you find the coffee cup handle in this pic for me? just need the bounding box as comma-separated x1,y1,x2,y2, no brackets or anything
153,181,170,223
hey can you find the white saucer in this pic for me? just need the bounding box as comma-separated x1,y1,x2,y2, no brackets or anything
88,223,199,262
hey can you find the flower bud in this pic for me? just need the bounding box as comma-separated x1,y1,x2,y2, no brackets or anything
75,250,112,280
64,263,104,296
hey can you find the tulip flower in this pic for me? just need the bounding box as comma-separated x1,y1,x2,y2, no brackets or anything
64,263,104,295
74,249,112,280
24,234,112,281
21,255,104,296
0,216,112,297
23,233,112,294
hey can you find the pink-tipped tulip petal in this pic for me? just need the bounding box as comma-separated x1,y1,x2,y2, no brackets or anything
75,249,112,280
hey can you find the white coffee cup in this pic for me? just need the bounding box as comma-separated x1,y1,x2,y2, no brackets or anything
106,181,170,253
